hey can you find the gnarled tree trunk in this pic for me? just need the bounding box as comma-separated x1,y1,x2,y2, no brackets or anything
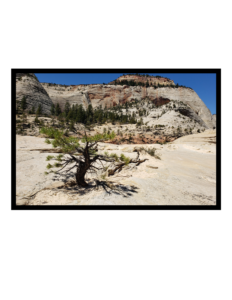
75,170,88,187
75,150,90,187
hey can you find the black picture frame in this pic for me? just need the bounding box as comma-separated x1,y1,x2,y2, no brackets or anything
12,68,221,210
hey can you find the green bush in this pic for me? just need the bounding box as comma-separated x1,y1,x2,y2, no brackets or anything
147,148,155,156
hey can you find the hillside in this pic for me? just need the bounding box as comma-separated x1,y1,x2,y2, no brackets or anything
16,73,53,115
15,73,216,137
41,74,215,129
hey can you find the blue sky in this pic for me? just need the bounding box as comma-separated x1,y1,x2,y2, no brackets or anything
35,73,216,114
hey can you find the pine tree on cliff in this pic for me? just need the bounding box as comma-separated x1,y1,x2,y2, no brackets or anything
55,103,62,116
87,104,94,122
41,128,147,187
51,104,55,115
21,112,27,134
20,96,27,111
64,101,70,117
69,120,75,132
36,104,42,116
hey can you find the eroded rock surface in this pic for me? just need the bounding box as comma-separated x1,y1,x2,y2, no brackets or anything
212,114,216,127
40,83,91,111
15,73,215,129
16,73,53,114
16,131,216,206
42,80,215,128
109,74,175,86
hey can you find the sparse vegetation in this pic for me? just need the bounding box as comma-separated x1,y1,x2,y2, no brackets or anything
16,75,205,146
40,128,147,187
36,104,42,116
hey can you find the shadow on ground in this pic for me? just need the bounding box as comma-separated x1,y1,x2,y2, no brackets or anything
51,172,139,198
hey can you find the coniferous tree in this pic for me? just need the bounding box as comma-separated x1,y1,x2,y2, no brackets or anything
20,96,27,111
34,115,40,124
21,112,27,133
55,103,62,116
69,120,75,132
67,110,73,121
51,104,55,115
36,104,42,116
41,128,147,187
64,102,70,117
87,104,93,118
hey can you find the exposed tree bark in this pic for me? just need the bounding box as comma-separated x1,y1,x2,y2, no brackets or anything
75,171,88,187
108,163,125,176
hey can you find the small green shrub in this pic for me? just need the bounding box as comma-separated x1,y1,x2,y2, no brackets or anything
34,116,40,124
120,154,130,165
147,148,155,156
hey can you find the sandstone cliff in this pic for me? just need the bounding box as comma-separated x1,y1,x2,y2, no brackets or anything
109,74,175,87
212,114,216,126
42,82,215,128
145,87,215,129
41,82,91,111
16,73,53,114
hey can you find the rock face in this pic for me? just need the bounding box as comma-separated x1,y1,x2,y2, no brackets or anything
109,74,175,86
42,80,215,128
212,114,216,127
41,82,91,111
146,87,215,129
175,106,207,127
16,73,53,114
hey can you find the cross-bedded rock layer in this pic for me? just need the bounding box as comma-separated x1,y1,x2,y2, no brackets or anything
42,80,215,128
109,74,175,86
16,73,53,114
15,73,215,129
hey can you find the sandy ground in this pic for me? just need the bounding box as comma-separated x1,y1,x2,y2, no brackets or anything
16,130,216,206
